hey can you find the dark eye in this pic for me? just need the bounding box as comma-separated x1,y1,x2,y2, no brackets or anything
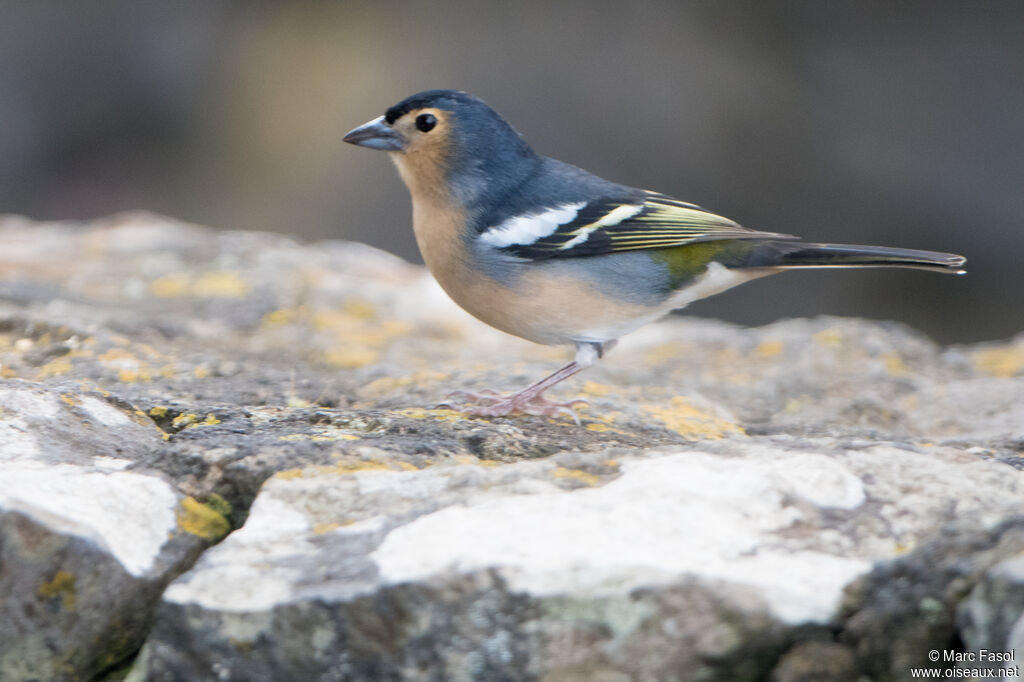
415,113,437,132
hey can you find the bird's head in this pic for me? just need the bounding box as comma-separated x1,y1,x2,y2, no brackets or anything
344,90,536,207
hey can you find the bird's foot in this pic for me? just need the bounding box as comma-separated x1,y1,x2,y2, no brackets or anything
439,389,589,425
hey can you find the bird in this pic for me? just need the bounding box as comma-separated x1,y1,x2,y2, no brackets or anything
344,89,965,422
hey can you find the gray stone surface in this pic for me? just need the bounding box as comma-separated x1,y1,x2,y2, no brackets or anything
1,213,1023,680
0,381,225,680
957,551,1024,677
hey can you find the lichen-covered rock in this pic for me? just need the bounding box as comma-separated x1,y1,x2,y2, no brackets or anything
0,381,228,681
956,549,1024,677
0,213,1022,680
130,442,1024,681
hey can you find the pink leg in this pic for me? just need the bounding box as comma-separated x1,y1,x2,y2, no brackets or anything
439,360,589,423
439,342,613,424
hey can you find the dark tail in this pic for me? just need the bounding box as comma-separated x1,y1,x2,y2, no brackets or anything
761,241,966,274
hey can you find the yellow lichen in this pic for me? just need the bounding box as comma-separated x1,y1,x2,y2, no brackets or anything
176,496,230,540
882,354,909,376
324,349,379,368
193,366,209,379
38,570,76,610
645,342,682,365
973,345,1024,378
205,493,232,519
171,413,198,428
343,298,377,320
361,371,449,396
60,393,80,407
150,274,189,298
581,381,612,397
327,459,417,473
117,368,152,383
313,522,342,535
396,407,465,422
193,272,249,298
148,406,169,418
553,466,600,486
165,412,220,430
813,329,843,348
643,396,745,440
262,308,301,328
274,459,416,479
783,397,804,414
151,272,249,299
755,340,784,358
264,304,412,370
583,419,630,436
34,355,73,379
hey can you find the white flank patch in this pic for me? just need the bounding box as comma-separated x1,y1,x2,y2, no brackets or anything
668,261,763,309
0,462,179,576
479,203,585,248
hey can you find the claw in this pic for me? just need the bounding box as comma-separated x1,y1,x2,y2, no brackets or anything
551,405,583,426
445,388,500,402
441,389,588,424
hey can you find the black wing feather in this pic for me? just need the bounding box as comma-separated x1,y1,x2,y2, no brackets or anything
498,192,796,260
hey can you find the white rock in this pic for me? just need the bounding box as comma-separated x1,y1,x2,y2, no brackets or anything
0,462,178,577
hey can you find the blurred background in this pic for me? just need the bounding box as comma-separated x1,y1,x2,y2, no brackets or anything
1,1,1020,344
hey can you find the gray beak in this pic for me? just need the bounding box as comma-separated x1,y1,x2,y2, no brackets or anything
343,116,406,152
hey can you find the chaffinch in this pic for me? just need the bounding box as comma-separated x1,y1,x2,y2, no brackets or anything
344,89,965,421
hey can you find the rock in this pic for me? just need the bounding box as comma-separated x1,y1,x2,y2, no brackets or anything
0,381,226,681
0,213,1022,680
956,551,1024,676
769,641,858,682
839,519,1024,680
133,443,1024,681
